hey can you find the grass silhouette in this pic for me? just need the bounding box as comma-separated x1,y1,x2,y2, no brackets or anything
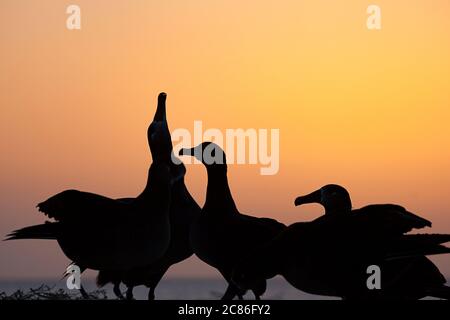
0,285,108,300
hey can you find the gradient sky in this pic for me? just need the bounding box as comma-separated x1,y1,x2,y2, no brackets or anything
1,0,450,281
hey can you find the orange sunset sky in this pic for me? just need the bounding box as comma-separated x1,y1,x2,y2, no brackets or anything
1,0,450,280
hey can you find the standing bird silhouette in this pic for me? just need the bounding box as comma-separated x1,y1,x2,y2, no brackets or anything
179,142,286,299
5,95,174,298
232,185,450,299
96,92,201,300
5,161,172,295
292,184,450,299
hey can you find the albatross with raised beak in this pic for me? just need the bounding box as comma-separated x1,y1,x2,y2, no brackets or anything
5,100,173,297
96,92,201,300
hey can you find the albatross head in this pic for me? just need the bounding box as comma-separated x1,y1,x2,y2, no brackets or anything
294,184,352,215
148,92,172,162
153,92,167,122
178,142,227,168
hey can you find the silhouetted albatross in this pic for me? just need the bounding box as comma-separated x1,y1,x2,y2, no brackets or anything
6,161,171,270
6,154,172,300
179,142,286,299
97,162,200,300
293,184,450,299
96,92,201,300
232,186,450,299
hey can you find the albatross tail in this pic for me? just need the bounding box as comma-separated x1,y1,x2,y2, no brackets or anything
387,233,450,259
4,223,58,241
427,285,450,300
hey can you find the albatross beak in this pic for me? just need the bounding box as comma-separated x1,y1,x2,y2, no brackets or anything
158,92,167,104
179,147,195,157
294,189,322,206
153,92,167,122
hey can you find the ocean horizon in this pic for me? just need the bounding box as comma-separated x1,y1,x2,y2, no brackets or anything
1,276,448,300
0,276,338,300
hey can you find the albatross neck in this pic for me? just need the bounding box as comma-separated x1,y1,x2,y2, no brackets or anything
136,170,170,212
203,165,238,213
153,100,166,121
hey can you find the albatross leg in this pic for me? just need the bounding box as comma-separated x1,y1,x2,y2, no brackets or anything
113,282,125,300
126,286,134,300
79,285,89,299
148,287,156,300
221,283,239,300
146,271,165,300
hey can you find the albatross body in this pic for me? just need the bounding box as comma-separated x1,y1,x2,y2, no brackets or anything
6,95,174,279
6,162,172,271
293,185,450,299
96,92,201,300
97,162,200,299
232,185,450,299
180,142,286,299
